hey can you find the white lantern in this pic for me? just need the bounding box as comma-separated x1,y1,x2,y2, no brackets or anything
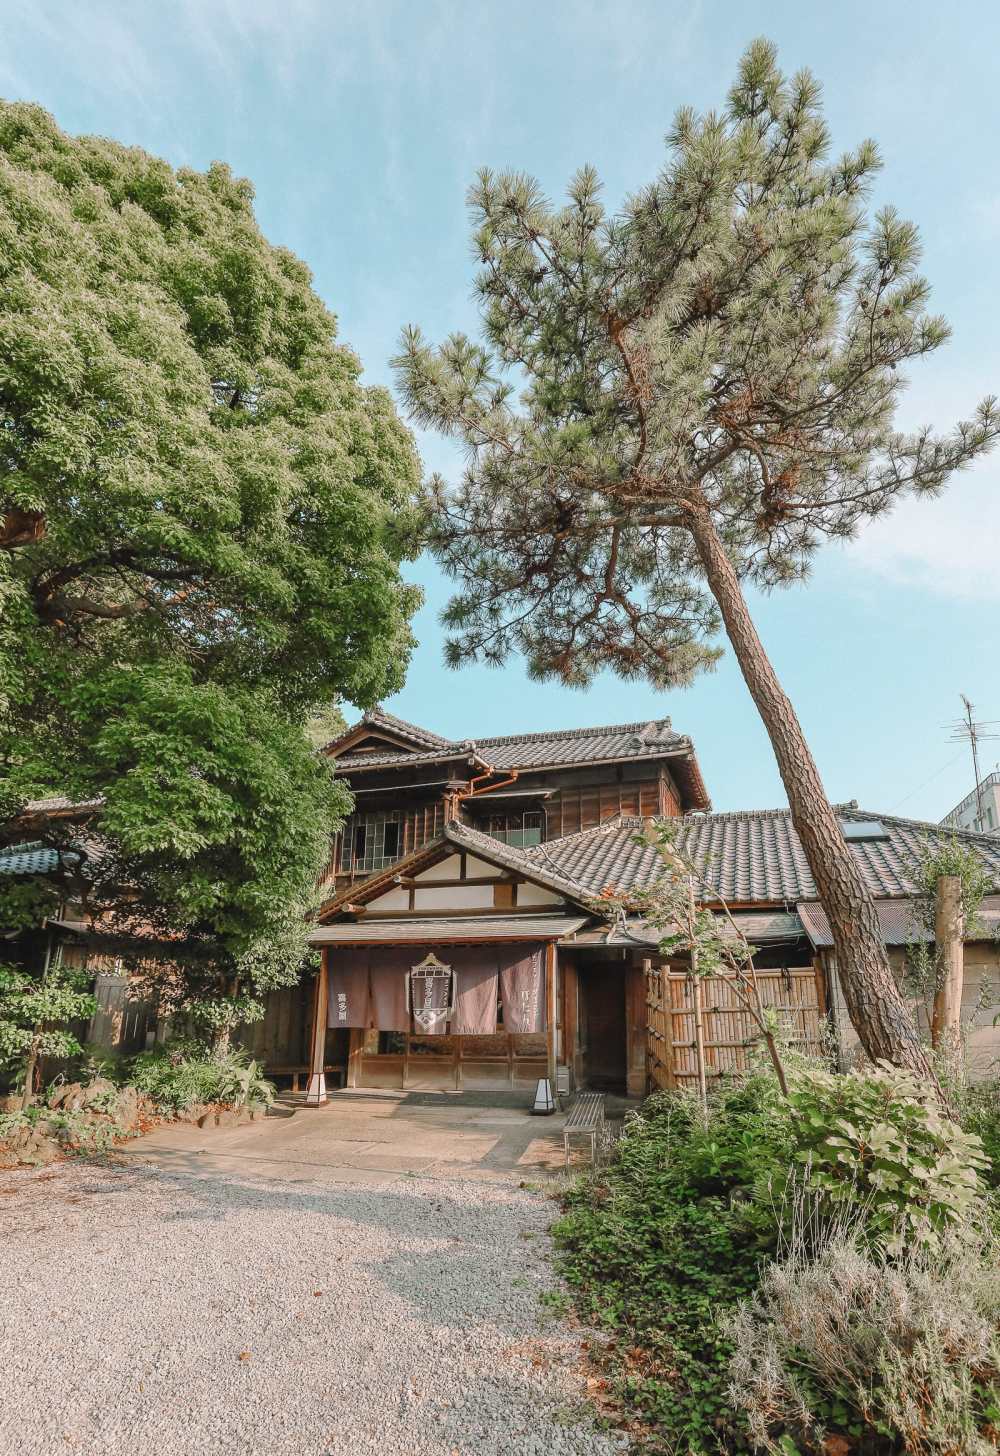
532,1078,556,1116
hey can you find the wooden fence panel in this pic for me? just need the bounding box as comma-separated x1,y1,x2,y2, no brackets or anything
87,973,157,1055
646,963,824,1091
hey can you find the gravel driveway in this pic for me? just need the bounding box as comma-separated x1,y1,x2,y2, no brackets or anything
0,1156,625,1456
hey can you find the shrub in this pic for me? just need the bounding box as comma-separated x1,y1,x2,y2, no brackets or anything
728,1229,1000,1455
0,1104,131,1156
787,1062,988,1252
553,1075,793,1452
130,1041,275,1112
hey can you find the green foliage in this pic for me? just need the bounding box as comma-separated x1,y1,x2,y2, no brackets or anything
903,835,996,1023
555,1067,992,1453
129,1040,275,1112
0,1103,131,1155
304,702,347,750
395,39,997,690
788,1062,988,1252
0,99,421,998
729,1230,1000,1455
553,1078,792,1452
0,961,95,1086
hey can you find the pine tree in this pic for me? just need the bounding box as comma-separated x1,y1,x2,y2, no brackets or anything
394,40,999,1076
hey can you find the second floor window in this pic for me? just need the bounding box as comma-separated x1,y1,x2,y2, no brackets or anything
485,810,543,847
341,812,402,873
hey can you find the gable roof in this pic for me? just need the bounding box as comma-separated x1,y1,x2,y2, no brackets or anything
521,806,1000,904
322,708,456,759
318,817,594,921
325,712,710,809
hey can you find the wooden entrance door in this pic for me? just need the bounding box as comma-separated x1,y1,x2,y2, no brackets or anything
579,963,626,1091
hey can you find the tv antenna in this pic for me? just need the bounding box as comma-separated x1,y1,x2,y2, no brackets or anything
946,695,1000,830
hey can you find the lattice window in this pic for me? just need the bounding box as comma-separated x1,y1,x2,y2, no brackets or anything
340,812,403,873
484,810,543,847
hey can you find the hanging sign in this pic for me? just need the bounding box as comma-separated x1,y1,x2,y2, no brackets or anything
407,952,453,1035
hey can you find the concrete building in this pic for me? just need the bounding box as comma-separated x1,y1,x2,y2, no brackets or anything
941,770,1000,834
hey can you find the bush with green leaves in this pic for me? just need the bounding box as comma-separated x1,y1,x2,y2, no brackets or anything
729,1228,1000,1455
0,1103,131,1156
553,1076,792,1452
788,1062,988,1252
129,1040,274,1113
0,962,96,1107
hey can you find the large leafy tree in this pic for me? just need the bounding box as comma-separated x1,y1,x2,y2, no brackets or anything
0,103,420,1027
394,41,998,1076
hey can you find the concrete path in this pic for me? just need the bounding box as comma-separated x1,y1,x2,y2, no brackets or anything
120,1088,576,1184
1,1093,624,1456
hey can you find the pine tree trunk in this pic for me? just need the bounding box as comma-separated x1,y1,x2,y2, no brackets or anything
685,505,935,1080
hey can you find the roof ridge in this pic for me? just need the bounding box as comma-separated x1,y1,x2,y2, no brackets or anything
476,718,677,746
360,709,456,749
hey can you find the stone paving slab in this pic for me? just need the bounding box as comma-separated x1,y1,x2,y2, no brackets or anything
122,1089,571,1185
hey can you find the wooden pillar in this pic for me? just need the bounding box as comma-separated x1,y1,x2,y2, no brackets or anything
305,952,329,1105
346,1028,363,1087
625,959,647,1099
562,960,581,1091
932,874,964,1054
545,941,558,1098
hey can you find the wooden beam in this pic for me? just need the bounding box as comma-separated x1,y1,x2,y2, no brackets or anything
545,942,558,1100
305,954,329,1105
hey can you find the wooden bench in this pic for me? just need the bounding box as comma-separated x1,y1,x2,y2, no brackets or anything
563,1091,605,1167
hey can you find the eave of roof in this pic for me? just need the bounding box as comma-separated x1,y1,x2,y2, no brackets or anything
331,745,487,772
310,913,588,945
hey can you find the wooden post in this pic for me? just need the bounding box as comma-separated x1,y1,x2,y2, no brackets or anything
545,942,558,1102
687,877,707,1115
932,874,964,1055
347,1028,363,1088
692,974,707,1115
662,968,677,1090
305,952,329,1106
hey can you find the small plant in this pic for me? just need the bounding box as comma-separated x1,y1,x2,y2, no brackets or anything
787,1061,989,1252
728,1228,1000,1455
129,1040,275,1112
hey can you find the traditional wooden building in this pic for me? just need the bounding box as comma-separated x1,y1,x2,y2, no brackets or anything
272,711,1000,1104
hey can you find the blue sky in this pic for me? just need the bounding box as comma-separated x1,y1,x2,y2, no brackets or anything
3,0,998,819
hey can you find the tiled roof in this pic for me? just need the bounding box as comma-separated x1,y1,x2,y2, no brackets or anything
0,846,81,876
522,807,1000,904
322,708,454,756
566,909,805,947
18,796,103,816
327,713,710,809
332,745,485,772
477,719,685,768
798,894,1000,948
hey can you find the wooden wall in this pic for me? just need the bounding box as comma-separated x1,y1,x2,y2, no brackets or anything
237,981,312,1072
543,766,681,839
826,943,1000,1081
